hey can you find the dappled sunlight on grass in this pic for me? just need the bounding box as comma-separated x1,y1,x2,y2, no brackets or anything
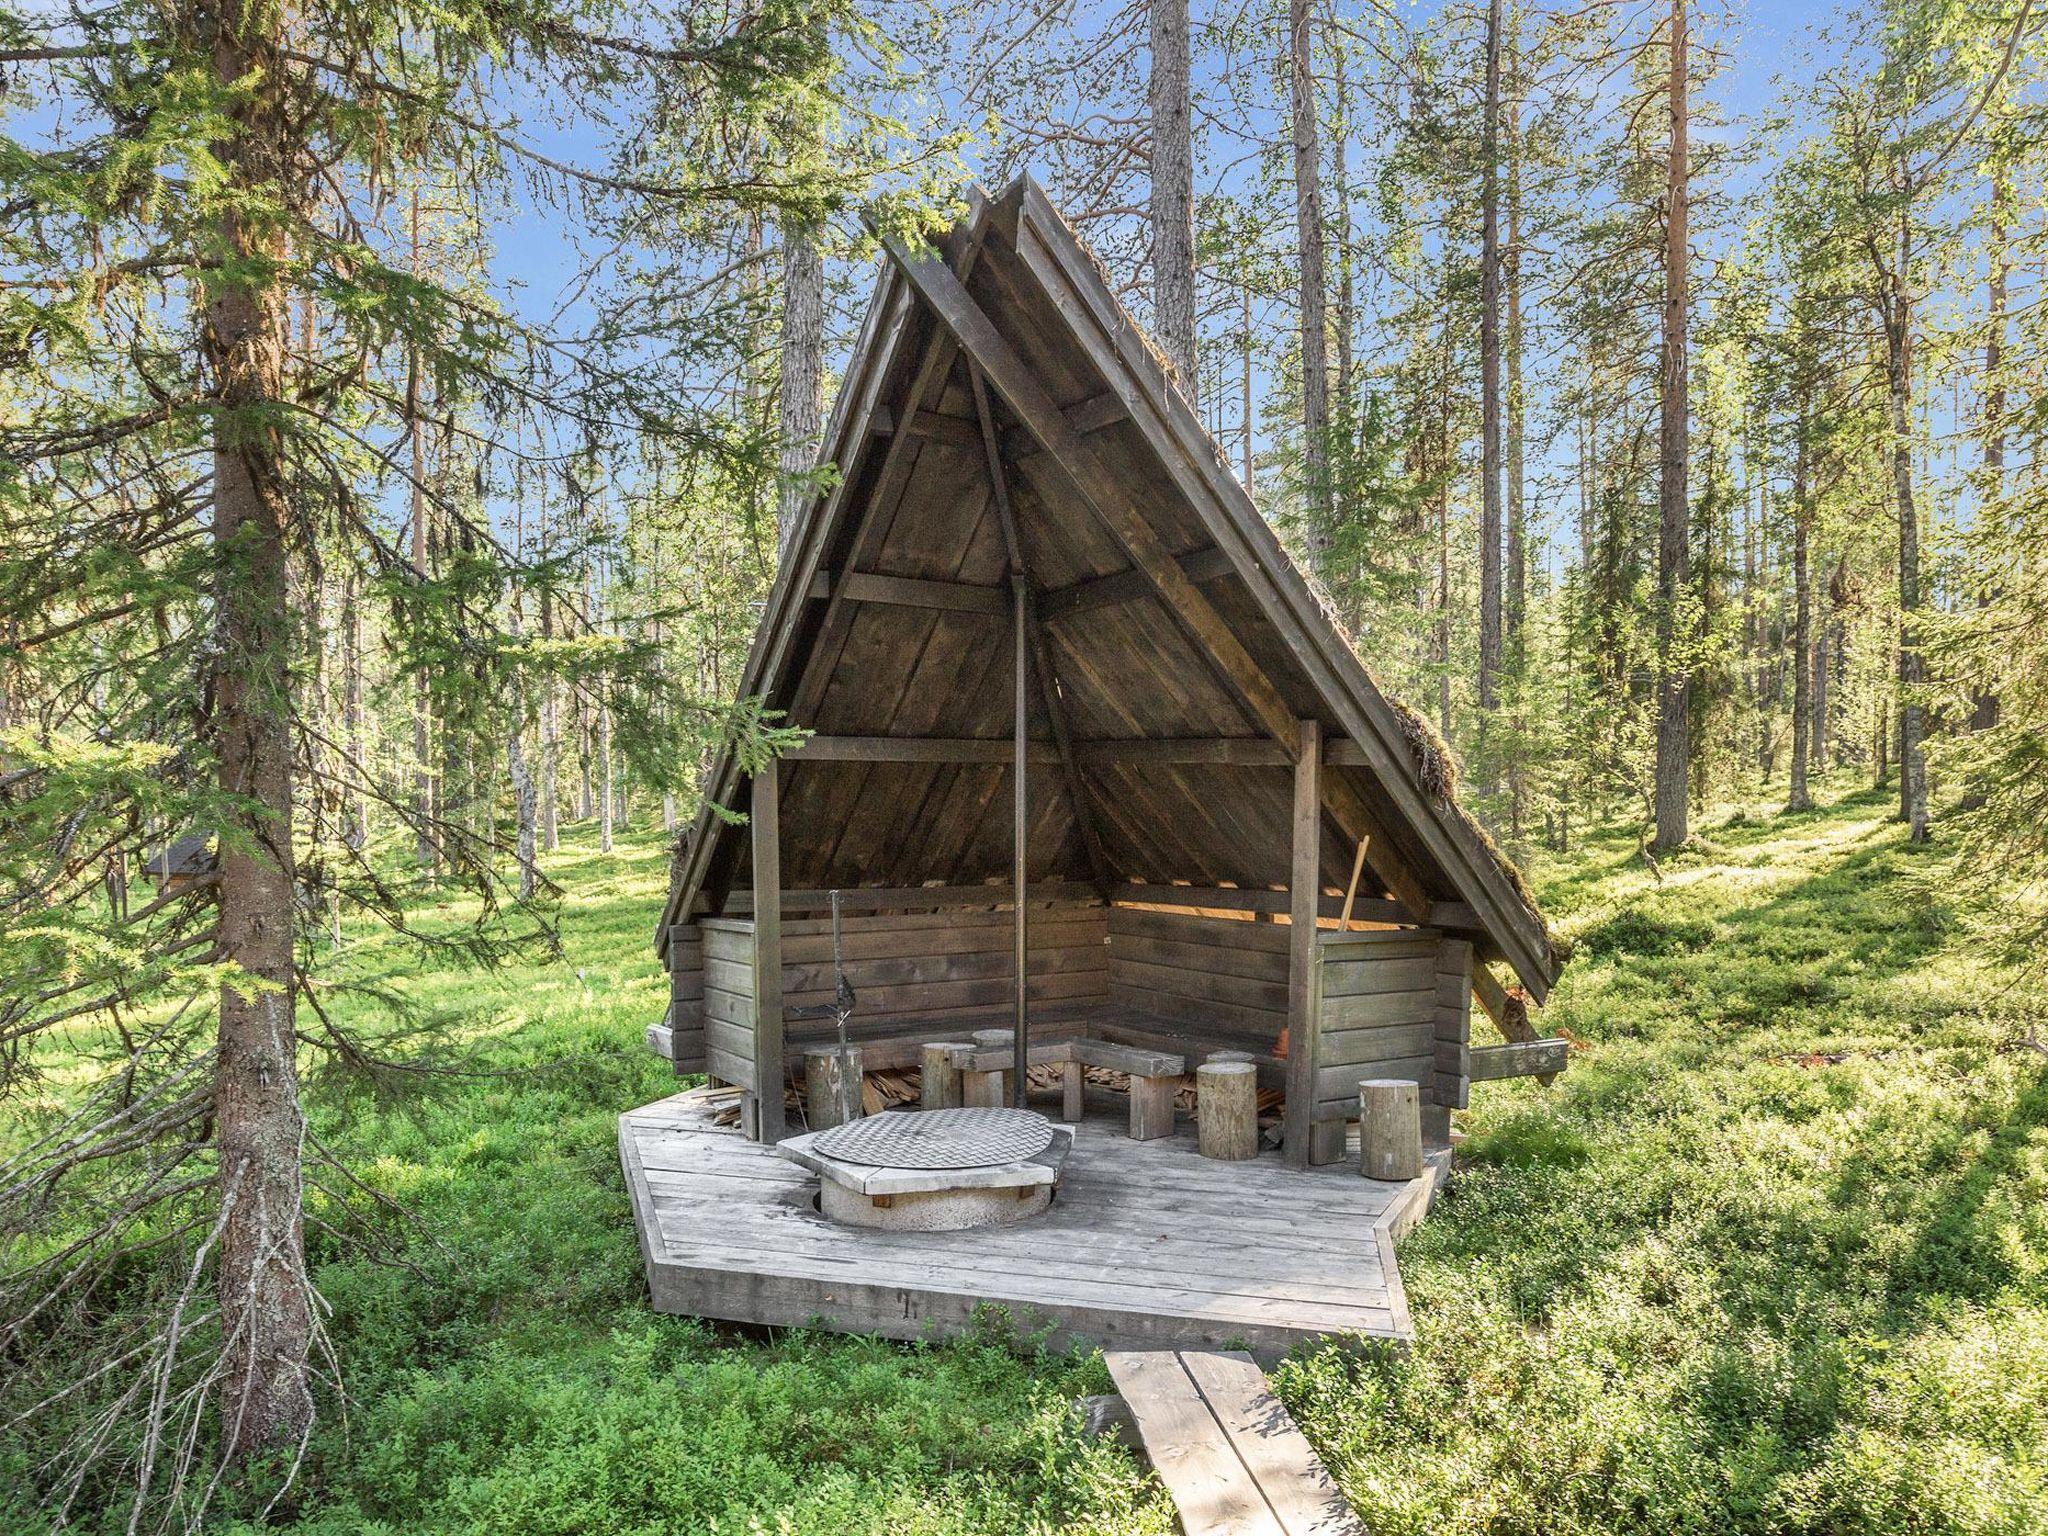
1276,774,2048,1536
14,783,2040,1534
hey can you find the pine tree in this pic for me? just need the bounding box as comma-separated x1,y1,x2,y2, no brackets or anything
0,0,864,1509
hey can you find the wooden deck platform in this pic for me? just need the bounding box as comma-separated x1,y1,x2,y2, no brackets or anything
620,1091,1447,1358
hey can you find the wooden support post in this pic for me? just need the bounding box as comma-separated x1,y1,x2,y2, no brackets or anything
1359,1079,1422,1182
1197,1061,1258,1161
1284,718,1322,1168
1013,580,1029,1107
1339,837,1370,930
750,758,784,1143
968,363,1114,899
1060,1057,1084,1122
921,1041,968,1110
803,1044,862,1131
1128,1074,1176,1141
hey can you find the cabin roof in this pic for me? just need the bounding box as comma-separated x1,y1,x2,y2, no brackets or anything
144,831,214,879
657,176,1561,1000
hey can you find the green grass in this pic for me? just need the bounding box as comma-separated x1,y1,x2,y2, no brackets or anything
13,777,2048,1534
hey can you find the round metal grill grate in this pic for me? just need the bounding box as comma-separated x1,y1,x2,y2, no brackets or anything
813,1107,1055,1170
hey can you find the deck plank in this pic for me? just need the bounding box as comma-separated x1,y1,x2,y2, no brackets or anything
620,1093,1420,1356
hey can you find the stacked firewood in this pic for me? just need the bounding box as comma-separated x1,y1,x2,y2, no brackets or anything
686,1067,1284,1128
1024,1063,1284,1118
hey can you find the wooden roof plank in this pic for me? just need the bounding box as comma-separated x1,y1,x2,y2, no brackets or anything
880,228,1299,754
1006,179,1556,998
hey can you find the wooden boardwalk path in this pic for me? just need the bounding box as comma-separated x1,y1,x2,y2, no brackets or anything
1106,1349,1363,1536
621,1092,1445,1358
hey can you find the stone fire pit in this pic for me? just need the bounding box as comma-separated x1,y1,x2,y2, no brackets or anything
776,1107,1073,1231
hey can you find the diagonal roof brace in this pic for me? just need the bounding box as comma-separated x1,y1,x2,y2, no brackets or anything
880,230,1304,760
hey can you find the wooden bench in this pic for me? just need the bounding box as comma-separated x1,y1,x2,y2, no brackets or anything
1103,1349,1362,1536
947,1036,1185,1140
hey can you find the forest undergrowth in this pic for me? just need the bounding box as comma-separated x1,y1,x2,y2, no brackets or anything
8,776,2043,1535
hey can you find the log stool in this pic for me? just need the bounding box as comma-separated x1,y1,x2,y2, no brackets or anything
962,1029,1013,1107
921,1041,971,1110
1059,1054,1084,1122
1359,1078,1423,1182
1196,1060,1258,1161
803,1043,863,1131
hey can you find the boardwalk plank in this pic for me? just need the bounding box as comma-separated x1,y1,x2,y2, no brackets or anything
1182,1351,1364,1536
1107,1352,1286,1536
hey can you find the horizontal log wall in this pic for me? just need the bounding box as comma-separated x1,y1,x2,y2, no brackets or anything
700,903,1111,1078
666,923,706,1074
1433,938,1474,1109
1311,930,1447,1117
1105,906,1291,1050
700,920,758,1086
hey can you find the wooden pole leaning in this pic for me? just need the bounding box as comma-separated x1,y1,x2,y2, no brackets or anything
1012,580,1030,1106
751,756,785,1143
1359,1079,1423,1182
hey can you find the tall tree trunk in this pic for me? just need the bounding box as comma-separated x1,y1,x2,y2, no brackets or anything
1811,591,1828,771
1288,0,1332,570
1332,44,1353,414
508,589,538,900
776,222,825,559
1240,278,1254,486
1149,0,1198,400
332,558,364,855
1436,310,1453,741
577,693,593,821
1787,407,1813,813
407,187,436,870
1477,0,1504,716
577,556,595,822
1505,72,1526,648
1652,0,1691,851
1888,261,1928,841
599,701,615,853
1968,168,2008,744
539,585,560,852
201,0,311,1460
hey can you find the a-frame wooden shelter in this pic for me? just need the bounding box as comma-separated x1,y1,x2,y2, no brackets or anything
655,175,1563,1166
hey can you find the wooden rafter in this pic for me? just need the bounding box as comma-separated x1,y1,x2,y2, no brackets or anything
806,569,1008,616
881,231,1302,758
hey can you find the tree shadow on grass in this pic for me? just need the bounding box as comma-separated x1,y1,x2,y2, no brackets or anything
1869,1060,2048,1317
1430,812,1982,1331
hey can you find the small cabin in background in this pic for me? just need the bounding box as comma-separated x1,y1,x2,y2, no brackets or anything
651,175,1566,1168
141,832,214,897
